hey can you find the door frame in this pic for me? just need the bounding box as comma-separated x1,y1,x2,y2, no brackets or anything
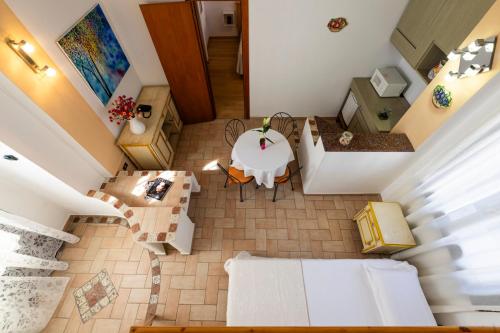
191,0,250,119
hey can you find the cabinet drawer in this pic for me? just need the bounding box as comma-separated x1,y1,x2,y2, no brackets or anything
168,98,182,131
153,131,174,168
356,212,376,251
391,29,419,67
123,145,162,170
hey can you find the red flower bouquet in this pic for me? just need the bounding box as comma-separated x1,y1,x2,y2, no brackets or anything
108,95,136,125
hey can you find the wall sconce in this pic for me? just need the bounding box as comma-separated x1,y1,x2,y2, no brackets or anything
6,38,56,77
445,36,496,81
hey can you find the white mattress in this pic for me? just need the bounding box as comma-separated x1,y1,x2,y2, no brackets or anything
226,258,309,326
225,252,436,327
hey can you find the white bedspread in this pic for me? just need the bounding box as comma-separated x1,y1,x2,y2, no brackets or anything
226,258,309,326
225,252,436,327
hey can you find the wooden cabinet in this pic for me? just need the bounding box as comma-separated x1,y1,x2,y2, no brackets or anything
117,86,183,170
343,79,409,134
432,0,495,54
391,0,494,80
348,106,372,134
392,0,446,67
353,202,416,254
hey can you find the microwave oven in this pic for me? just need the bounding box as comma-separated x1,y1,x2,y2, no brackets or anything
370,67,407,97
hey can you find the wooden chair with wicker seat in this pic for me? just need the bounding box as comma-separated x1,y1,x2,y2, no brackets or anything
272,165,303,202
225,119,246,148
217,162,254,202
224,119,246,187
270,112,296,139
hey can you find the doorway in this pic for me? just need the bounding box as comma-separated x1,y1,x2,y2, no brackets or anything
141,1,249,123
196,1,245,119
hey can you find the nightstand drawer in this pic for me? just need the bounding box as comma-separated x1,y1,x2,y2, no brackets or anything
357,212,376,251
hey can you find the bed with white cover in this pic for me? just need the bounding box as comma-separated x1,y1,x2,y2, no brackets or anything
224,252,436,326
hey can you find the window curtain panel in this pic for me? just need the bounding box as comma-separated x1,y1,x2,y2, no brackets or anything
0,276,69,333
0,212,78,331
382,76,500,326
0,210,79,276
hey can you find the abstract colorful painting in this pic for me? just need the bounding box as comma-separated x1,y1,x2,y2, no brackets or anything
58,4,129,105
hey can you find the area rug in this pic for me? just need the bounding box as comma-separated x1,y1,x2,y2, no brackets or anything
73,269,118,322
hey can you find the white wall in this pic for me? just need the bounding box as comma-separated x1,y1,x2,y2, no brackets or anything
0,72,122,229
0,176,71,230
249,0,408,117
0,72,109,193
204,1,239,38
5,0,167,137
0,142,121,230
396,52,427,104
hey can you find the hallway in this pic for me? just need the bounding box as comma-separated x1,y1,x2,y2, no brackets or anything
207,37,244,119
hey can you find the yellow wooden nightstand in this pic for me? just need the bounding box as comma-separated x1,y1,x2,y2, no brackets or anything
353,201,416,254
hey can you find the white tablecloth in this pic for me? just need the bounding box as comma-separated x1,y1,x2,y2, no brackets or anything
231,129,295,188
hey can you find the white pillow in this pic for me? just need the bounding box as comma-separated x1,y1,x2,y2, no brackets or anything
365,263,437,326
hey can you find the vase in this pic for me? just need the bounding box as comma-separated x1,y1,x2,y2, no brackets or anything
259,133,266,150
129,117,146,135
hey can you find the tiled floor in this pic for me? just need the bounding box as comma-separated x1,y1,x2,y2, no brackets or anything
46,118,381,332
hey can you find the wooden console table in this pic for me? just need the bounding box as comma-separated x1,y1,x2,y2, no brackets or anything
117,86,183,170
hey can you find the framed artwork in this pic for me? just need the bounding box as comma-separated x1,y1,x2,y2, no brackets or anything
57,4,129,105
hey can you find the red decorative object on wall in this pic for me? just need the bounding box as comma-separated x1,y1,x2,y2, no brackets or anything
327,17,348,32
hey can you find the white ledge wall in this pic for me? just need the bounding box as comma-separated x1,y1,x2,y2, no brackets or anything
0,73,121,229
249,0,408,118
298,121,413,194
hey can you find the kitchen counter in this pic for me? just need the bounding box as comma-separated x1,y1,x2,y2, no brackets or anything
315,117,413,152
349,78,410,133
298,118,414,194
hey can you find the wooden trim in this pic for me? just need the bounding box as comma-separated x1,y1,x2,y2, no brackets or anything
192,0,250,119
131,327,499,333
190,0,217,118
241,0,250,119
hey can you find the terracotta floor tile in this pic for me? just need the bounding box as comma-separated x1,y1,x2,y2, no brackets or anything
91,319,121,333
121,275,147,288
128,288,151,303
179,290,205,304
170,276,196,289
113,261,139,274
190,305,217,321
53,118,382,330
111,288,131,319
163,289,181,320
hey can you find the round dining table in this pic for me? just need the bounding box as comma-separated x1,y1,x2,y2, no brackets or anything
231,129,295,188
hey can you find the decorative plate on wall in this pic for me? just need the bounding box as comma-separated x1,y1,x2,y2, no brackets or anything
327,17,348,32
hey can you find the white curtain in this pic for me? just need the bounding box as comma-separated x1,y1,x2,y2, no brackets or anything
0,210,78,274
383,75,500,326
